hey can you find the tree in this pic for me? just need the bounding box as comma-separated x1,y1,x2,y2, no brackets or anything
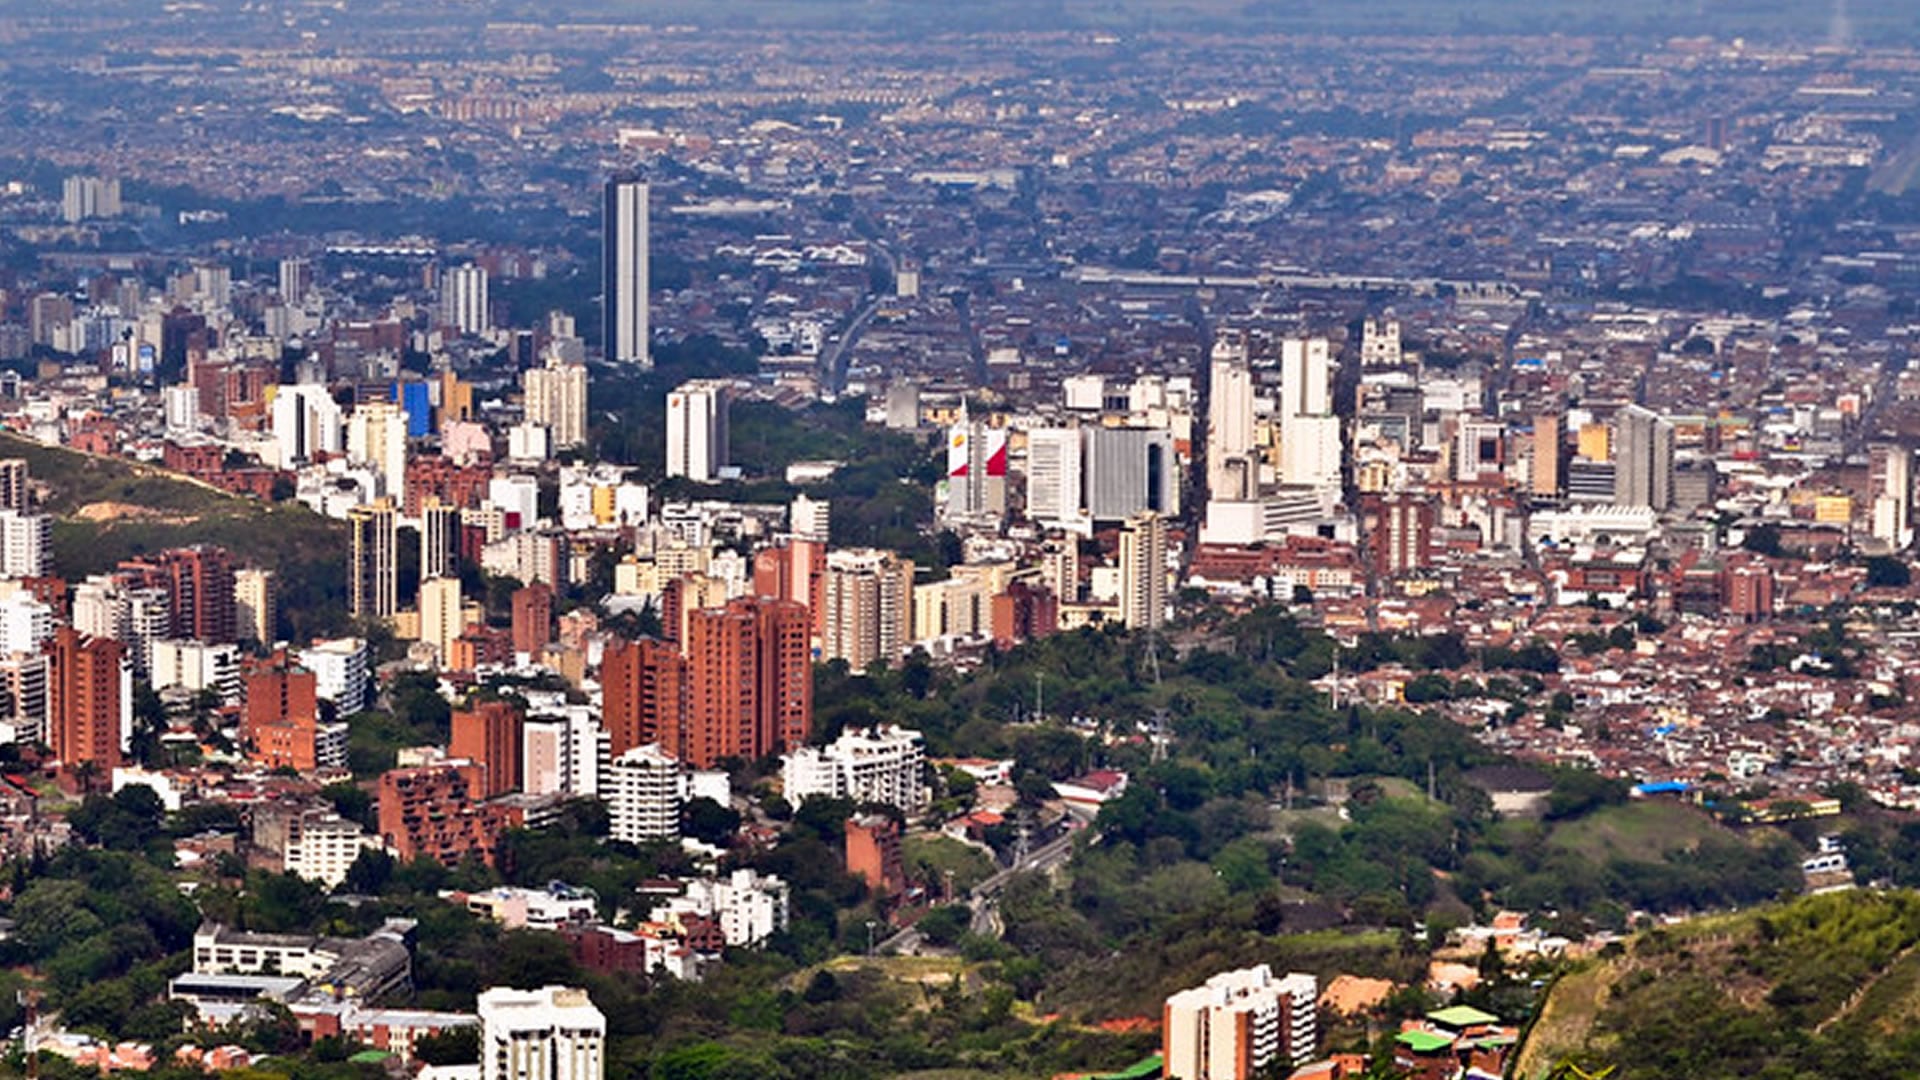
681,797,742,846
1866,556,1912,588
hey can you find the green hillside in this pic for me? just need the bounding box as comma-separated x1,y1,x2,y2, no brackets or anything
1515,889,1920,1079
0,432,351,640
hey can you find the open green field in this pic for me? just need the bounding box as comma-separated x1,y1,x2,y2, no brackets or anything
1546,799,1725,862
0,432,351,640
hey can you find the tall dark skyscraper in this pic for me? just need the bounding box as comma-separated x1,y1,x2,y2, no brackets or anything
602,176,650,366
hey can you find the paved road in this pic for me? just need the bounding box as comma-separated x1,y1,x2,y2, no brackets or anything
876,827,1084,955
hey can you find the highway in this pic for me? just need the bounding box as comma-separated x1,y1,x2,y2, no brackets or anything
875,827,1084,955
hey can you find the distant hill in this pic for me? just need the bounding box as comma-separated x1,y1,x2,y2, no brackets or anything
0,432,351,641
1515,889,1920,1080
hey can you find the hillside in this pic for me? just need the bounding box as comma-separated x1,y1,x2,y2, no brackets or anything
1514,889,1920,1079
0,432,351,640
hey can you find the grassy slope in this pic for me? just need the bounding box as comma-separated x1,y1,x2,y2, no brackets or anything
1513,890,1920,1080
1545,800,1726,862
0,432,351,639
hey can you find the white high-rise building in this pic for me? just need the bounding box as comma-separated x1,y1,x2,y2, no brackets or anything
300,638,370,715
781,726,926,811
604,178,651,365
0,511,50,578
478,986,606,1080
790,494,831,543
444,264,491,336
1119,511,1168,631
148,640,242,704
0,594,51,656
1613,405,1675,511
1207,336,1257,502
235,568,277,645
666,380,729,482
1163,966,1318,1079
271,384,344,467
605,744,682,844
524,353,589,450
62,176,122,223
523,708,610,800
348,401,410,500
1873,443,1913,549
278,257,313,305
1277,337,1340,491
1025,427,1086,532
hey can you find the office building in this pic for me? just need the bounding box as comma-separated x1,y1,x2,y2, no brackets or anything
1277,337,1340,491
49,627,129,771
420,577,465,663
1163,966,1318,1079
1118,512,1168,631
278,257,313,305
1531,413,1562,498
666,380,729,482
1025,426,1085,531
443,264,490,336
271,384,344,467
479,985,605,1080
781,725,926,811
452,700,524,800
941,413,1008,525
821,548,913,670
348,500,399,621
684,597,811,768
1612,405,1675,511
1085,428,1179,523
605,743,682,844
235,568,277,644
1872,443,1913,549
1206,336,1257,502
603,177,651,365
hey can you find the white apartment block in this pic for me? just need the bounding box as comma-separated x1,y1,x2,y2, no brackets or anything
781,725,926,812
1163,965,1317,1080
605,744,683,844
649,869,789,949
478,985,606,1080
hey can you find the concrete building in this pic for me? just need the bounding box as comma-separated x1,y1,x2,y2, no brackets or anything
1206,336,1257,502
1612,405,1675,511
0,510,49,578
666,380,729,482
1085,428,1179,523
300,637,370,715
235,568,277,644
420,577,466,664
443,264,491,337
272,384,343,467
1025,426,1087,532
522,708,609,800
781,725,926,811
1163,965,1318,1080
524,354,589,450
349,500,398,621
605,743,682,844
821,548,913,671
604,176,651,365
1118,511,1168,630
